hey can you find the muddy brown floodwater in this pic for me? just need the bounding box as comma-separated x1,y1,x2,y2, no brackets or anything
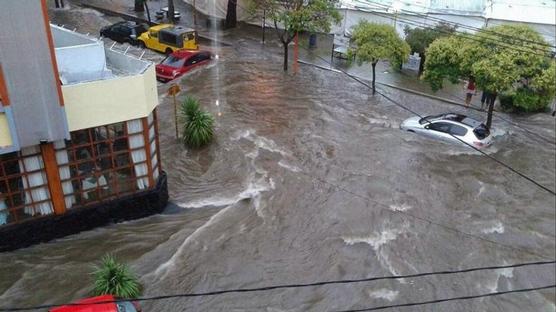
0,2,555,312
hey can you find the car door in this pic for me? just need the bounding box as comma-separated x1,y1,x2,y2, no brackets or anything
426,121,457,143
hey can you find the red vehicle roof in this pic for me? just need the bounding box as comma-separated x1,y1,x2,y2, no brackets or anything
171,49,208,59
49,295,117,312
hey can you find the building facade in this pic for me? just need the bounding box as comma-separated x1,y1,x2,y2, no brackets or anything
0,0,167,251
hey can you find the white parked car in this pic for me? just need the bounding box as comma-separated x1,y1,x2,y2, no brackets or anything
400,113,492,148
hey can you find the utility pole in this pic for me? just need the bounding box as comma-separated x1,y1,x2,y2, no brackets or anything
168,84,181,140
293,32,299,73
262,9,266,43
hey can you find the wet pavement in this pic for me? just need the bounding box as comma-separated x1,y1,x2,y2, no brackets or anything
0,1,555,311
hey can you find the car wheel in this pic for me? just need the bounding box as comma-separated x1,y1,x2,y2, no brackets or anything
138,41,146,49
165,48,173,55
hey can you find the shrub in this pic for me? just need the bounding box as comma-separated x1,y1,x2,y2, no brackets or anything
181,96,215,148
500,87,553,113
92,255,142,298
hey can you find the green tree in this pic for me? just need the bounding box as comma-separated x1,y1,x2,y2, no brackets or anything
423,24,555,128
181,96,215,148
403,22,456,75
349,21,410,94
252,0,341,71
92,255,142,299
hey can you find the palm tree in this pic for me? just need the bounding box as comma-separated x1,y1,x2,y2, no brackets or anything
168,0,175,24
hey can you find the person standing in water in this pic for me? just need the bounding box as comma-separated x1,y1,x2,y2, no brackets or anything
464,78,476,107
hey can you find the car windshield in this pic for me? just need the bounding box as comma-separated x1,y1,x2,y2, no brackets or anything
117,301,137,312
419,113,465,125
473,124,490,140
162,55,185,68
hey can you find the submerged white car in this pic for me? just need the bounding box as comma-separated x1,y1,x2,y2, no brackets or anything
400,113,492,148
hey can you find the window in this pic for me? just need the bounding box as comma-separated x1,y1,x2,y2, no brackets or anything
150,30,158,38
449,124,468,136
0,149,53,226
55,118,156,208
428,122,452,133
162,55,185,68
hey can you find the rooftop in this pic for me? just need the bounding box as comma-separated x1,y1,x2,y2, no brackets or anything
50,24,152,85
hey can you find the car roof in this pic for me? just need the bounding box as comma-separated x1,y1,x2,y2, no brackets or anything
162,26,196,35
171,50,209,58
49,295,116,312
149,24,172,31
426,113,483,128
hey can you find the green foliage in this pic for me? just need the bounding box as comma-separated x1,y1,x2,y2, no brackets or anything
92,255,142,299
180,96,215,148
404,22,456,55
500,87,554,112
349,21,410,69
255,0,341,41
423,24,555,112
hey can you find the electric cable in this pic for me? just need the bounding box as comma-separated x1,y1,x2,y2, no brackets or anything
1,261,554,311
242,4,556,259
363,7,553,57
368,0,556,49
333,284,556,312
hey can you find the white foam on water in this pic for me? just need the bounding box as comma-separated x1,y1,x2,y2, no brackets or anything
388,203,412,212
368,288,399,301
366,116,399,129
481,221,505,234
484,267,514,293
342,227,405,251
278,159,302,172
177,182,270,209
478,181,485,197
232,129,289,156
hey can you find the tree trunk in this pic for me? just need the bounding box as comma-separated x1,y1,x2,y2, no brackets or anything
134,0,144,12
418,55,425,76
486,92,496,129
168,0,175,24
55,0,60,8
372,61,377,94
60,0,64,8
144,1,151,23
283,43,289,71
225,0,237,29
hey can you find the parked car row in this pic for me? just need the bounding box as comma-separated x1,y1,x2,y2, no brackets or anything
100,22,198,54
100,21,213,83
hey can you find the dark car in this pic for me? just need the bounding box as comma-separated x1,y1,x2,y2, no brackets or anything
155,50,213,82
100,21,148,45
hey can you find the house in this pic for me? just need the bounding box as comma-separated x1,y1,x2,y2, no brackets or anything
0,0,167,251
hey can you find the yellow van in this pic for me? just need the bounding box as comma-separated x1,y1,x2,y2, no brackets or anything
138,24,198,54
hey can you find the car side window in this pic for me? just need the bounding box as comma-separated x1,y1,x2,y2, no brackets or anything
428,122,451,134
150,30,158,38
117,301,137,312
449,124,468,136
199,53,210,61
184,56,196,66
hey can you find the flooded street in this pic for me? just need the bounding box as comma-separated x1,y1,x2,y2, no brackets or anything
0,2,555,311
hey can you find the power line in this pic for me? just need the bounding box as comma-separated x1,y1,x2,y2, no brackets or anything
295,44,556,195
334,284,556,312
1,261,554,311
273,12,556,196
367,0,556,49
243,6,556,258
365,7,553,57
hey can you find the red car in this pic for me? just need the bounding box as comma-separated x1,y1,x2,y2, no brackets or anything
49,295,141,312
155,50,213,82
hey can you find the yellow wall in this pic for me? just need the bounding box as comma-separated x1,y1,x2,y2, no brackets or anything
0,113,13,148
62,66,158,131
